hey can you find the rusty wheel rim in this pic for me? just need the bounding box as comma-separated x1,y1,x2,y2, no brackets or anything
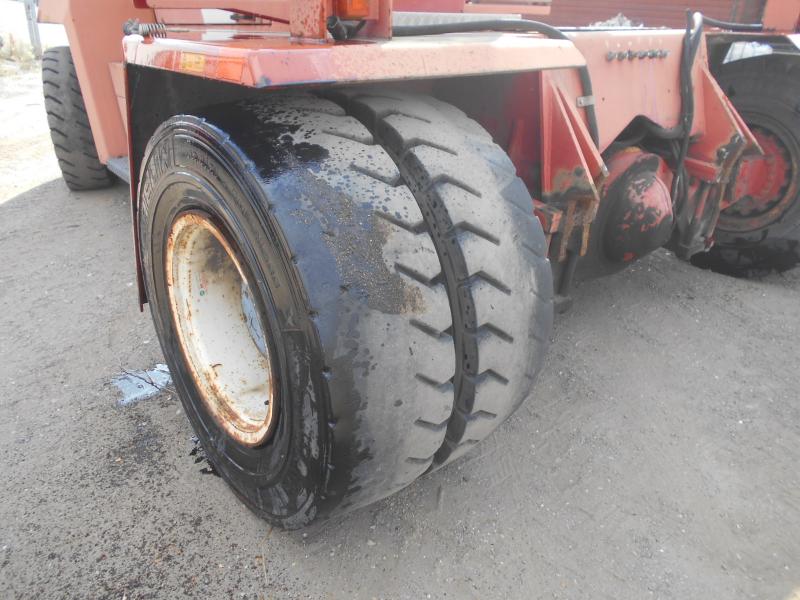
166,212,276,446
720,121,799,234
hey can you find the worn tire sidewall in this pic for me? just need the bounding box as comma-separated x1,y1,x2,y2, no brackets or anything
138,117,330,528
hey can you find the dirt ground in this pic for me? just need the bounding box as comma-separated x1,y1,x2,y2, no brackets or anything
1,66,799,600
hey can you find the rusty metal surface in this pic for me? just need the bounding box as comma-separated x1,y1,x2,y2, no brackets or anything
670,180,721,258
165,212,277,447
600,149,674,263
665,65,758,258
685,66,758,184
536,70,604,262
720,127,799,233
289,0,329,39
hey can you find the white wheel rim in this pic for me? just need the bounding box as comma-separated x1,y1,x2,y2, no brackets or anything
166,212,276,446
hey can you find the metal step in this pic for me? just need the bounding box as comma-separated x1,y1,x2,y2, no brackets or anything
106,156,131,184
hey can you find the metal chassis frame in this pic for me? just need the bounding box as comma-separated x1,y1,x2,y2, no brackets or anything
39,0,774,306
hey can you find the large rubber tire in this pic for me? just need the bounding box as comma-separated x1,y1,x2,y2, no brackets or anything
329,89,553,465
697,56,800,276
42,46,114,191
138,92,552,527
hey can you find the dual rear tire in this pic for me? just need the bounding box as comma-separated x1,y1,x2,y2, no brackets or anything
138,91,553,527
698,56,800,276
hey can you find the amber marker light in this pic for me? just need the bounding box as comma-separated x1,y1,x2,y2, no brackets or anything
336,0,373,20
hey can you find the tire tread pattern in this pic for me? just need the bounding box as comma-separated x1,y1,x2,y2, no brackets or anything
329,90,553,466
240,97,457,500
695,56,800,275
42,47,113,191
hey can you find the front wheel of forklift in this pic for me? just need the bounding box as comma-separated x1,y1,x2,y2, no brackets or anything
137,98,463,529
138,115,334,529
138,93,552,528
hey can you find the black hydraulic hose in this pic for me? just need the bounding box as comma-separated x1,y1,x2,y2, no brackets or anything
557,26,660,32
671,11,704,207
573,68,600,148
326,16,366,41
392,18,566,38
702,15,763,32
391,19,600,147
558,18,762,33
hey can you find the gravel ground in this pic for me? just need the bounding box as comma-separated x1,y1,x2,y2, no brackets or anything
0,67,799,600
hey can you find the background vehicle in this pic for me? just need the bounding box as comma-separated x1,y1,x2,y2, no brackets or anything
38,0,800,527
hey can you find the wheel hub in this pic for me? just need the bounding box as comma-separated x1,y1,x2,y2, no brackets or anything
166,212,276,446
721,126,797,232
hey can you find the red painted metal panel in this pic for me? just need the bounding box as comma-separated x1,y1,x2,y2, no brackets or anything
124,32,587,87
763,0,800,31
561,30,692,150
42,0,155,162
290,0,330,39
539,0,765,28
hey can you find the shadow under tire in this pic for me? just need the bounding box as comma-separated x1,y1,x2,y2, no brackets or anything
700,56,800,276
42,46,114,191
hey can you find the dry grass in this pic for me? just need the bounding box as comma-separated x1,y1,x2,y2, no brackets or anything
0,32,38,75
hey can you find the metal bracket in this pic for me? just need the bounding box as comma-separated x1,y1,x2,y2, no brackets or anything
576,95,595,108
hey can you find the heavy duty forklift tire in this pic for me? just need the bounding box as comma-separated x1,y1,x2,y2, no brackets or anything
42,46,114,191
696,56,800,276
330,89,554,466
138,92,552,527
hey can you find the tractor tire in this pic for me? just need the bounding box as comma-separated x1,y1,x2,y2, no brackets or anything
138,92,552,528
42,46,114,191
696,56,800,276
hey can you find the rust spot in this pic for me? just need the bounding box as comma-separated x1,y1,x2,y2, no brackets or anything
165,212,277,448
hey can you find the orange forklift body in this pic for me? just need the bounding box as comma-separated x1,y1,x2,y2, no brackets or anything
37,0,800,304
34,0,800,526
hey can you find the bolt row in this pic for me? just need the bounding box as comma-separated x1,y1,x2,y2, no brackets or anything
606,49,670,61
